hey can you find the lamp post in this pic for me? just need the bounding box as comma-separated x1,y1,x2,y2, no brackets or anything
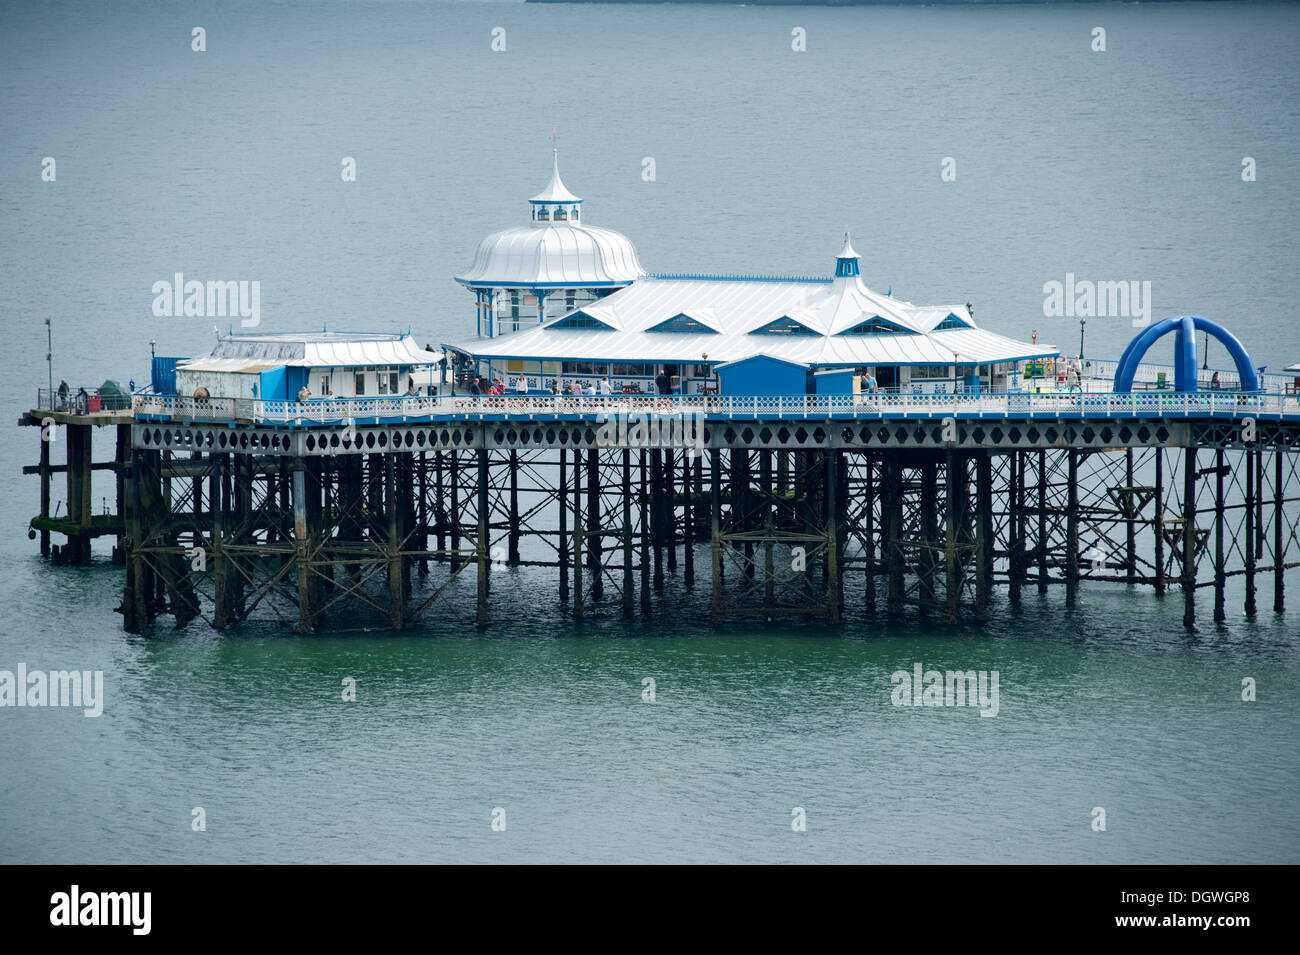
1079,319,1086,362
1203,329,1209,370
45,318,53,401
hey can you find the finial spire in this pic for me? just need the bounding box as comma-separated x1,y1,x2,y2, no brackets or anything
530,133,582,207
835,231,860,278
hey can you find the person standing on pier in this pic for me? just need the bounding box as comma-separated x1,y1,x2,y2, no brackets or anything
655,369,671,395
57,379,69,410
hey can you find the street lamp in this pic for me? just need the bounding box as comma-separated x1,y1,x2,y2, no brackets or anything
149,339,156,360
45,318,52,400
1079,319,1086,361
1203,329,1210,370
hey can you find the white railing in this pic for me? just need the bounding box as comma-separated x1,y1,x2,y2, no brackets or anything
1084,358,1295,394
134,390,1300,423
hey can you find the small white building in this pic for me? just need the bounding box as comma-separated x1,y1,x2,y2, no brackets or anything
174,331,443,401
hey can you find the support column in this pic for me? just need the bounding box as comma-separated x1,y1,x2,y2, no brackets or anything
1214,449,1226,623
886,455,904,614
865,453,877,611
622,448,634,615
39,429,51,557
1183,447,1196,630
587,447,602,600
386,454,404,629
212,455,228,629
826,451,840,624
1245,447,1257,617
640,449,652,613
1154,449,1166,595
665,448,677,572
1125,448,1137,584
293,463,312,634
559,448,569,602
1275,451,1285,614
1066,448,1079,608
920,462,937,610
508,449,521,565
1007,451,1021,603
476,447,488,626
683,448,695,588
945,452,960,624
651,449,664,590
418,450,429,576
1037,449,1048,594
976,452,992,622
572,447,583,620
761,449,774,607
710,447,722,623
450,451,461,571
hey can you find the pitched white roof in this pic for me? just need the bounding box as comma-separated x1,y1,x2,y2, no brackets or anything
201,332,442,368
448,275,1054,367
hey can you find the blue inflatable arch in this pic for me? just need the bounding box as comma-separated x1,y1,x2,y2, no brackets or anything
1113,316,1258,393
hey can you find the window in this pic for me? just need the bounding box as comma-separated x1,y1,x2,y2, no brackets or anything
354,371,365,395
319,375,330,396
933,313,970,331
686,364,713,378
752,316,816,335
649,313,717,333
911,365,951,379
840,316,913,335
549,311,614,331
611,362,652,377
562,361,608,376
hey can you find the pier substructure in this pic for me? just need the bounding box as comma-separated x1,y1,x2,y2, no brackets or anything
19,408,1295,633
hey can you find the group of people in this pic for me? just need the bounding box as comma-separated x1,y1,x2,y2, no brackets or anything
548,378,614,397
468,376,508,396
464,376,624,397
54,379,89,412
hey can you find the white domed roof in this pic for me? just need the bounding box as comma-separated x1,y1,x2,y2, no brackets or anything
457,223,646,288
456,148,646,288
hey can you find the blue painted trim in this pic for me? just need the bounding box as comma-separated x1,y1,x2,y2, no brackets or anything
650,273,832,284
455,278,632,289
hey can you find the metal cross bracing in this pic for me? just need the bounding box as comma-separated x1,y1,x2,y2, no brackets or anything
708,448,841,622
91,430,1300,635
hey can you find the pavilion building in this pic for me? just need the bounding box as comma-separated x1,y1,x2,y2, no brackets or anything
446,233,1058,396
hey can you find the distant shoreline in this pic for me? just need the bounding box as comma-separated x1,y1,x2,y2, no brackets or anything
524,1,1211,5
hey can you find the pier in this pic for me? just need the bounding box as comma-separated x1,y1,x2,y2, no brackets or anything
20,389,1300,633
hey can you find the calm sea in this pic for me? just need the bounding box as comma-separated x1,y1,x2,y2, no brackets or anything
1,0,1297,863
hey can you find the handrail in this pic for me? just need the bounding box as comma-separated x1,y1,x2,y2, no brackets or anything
130,390,1300,424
